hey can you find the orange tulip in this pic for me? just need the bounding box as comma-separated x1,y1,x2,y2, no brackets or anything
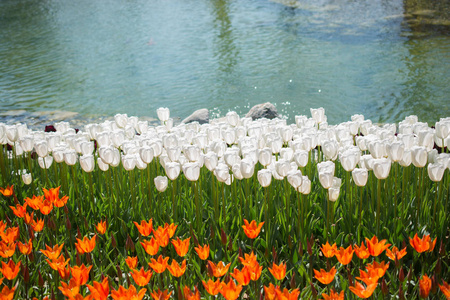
202,278,223,296
230,267,251,286
17,239,32,256
208,261,231,277
24,212,34,225
183,285,201,300
349,281,377,298
409,233,437,253
24,195,44,210
246,261,263,281
10,203,27,218
320,242,337,258
365,261,389,279
95,220,107,235
365,236,391,257
263,283,278,300
71,264,92,286
242,219,264,239
87,277,110,300
58,266,71,281
354,242,370,259
148,255,169,273
438,280,450,298
239,251,258,266
0,221,5,233
0,259,21,280
31,218,44,232
335,245,354,265
0,242,15,258
269,261,287,281
150,289,172,300
275,287,300,300
0,285,15,300
171,237,190,257
153,226,170,247
167,259,186,277
0,227,19,244
166,223,177,238
130,267,153,286
140,238,160,256
111,285,146,300
419,274,432,298
322,288,344,300
133,219,153,237
125,256,138,269
39,199,53,215
220,279,242,300
194,244,210,260
41,243,64,260
43,187,68,207
385,246,407,261
356,269,381,285
75,235,97,254
314,267,336,285
0,185,14,197
46,255,70,272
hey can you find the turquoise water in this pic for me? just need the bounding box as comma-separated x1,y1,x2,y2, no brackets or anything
1,0,449,125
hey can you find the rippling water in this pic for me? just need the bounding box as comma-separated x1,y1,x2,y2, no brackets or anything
0,0,449,126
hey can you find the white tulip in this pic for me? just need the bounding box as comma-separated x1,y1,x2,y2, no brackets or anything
165,162,181,180
157,107,170,122
257,169,272,187
267,137,283,154
411,146,427,168
328,177,341,201
293,150,309,168
6,125,18,142
418,130,434,151
154,176,168,192
322,140,338,161
22,173,32,185
319,171,334,189
240,158,255,179
373,158,391,179
35,140,49,158
287,169,303,189
232,164,244,180
167,147,181,162
428,163,445,182
183,162,200,181
64,149,78,166
38,156,53,169
258,148,272,167
149,140,163,157
352,168,368,187
97,157,109,171
165,118,174,131
339,148,360,172
275,159,290,177
184,145,201,162
298,176,311,194
399,149,412,167
214,163,230,182
114,113,128,128
204,152,218,171
310,107,326,124
80,155,95,172
224,149,240,167
139,146,154,164
317,161,335,175
386,141,405,162
20,136,34,152
226,111,240,127
435,121,449,139
111,130,125,148
122,154,136,171
280,148,294,161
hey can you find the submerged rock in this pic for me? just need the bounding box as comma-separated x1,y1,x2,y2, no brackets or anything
245,102,279,120
182,108,209,124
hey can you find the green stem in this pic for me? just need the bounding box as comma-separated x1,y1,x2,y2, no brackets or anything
194,181,201,232
377,179,381,236
147,165,152,218
0,144,7,186
88,171,94,214
358,186,363,244
71,165,83,217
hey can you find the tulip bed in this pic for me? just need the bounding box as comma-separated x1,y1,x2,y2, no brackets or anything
0,109,449,299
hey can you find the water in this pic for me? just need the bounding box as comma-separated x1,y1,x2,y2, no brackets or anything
1,0,449,126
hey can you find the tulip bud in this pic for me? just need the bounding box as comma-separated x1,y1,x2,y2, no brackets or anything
48,218,56,231
435,258,441,276
126,235,135,252
66,216,72,231
347,267,353,287
398,267,405,282
228,239,233,252
290,272,296,289
220,228,227,245
381,278,388,296
406,266,413,281
22,173,32,185
38,270,44,287
310,281,317,297
111,233,117,248
207,262,214,277
76,253,82,266
272,247,278,264
116,265,123,279
51,287,56,300
439,239,446,257
22,264,30,283
431,274,438,294
86,253,92,265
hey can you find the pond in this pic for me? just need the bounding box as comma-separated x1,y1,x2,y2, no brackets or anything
0,0,449,126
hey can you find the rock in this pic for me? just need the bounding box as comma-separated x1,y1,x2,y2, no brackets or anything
245,102,279,120
182,108,209,124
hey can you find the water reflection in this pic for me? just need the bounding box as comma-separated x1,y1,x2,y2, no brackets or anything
402,0,450,37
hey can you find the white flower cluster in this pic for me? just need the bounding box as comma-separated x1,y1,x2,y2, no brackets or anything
1,108,449,196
